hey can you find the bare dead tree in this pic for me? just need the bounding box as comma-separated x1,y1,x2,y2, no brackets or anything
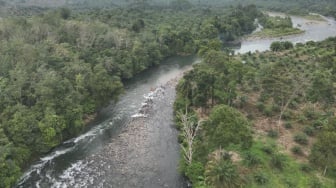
178,108,203,165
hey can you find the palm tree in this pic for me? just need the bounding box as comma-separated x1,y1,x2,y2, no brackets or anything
205,149,241,188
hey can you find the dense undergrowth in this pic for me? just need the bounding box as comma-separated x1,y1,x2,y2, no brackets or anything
174,37,336,187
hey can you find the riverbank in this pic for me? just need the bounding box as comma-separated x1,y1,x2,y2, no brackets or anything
250,28,304,38
37,64,192,187
235,12,336,54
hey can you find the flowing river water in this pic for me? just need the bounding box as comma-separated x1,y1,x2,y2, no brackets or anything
235,13,336,54
16,14,336,188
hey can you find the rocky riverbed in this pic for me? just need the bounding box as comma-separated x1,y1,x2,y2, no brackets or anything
52,76,188,188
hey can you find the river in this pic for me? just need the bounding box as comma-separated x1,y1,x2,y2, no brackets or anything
235,13,336,54
16,14,336,188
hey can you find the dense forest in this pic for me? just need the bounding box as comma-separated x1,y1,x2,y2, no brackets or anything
174,37,336,187
0,4,262,187
1,0,336,18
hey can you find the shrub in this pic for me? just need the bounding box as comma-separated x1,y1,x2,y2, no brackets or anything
311,119,323,129
271,104,280,113
291,145,303,155
263,105,273,117
298,115,307,123
289,100,299,109
300,163,313,173
244,152,262,167
252,85,259,91
261,145,274,155
185,161,205,184
283,177,297,188
256,102,265,111
309,178,322,188
254,172,268,185
259,94,269,102
267,129,279,138
239,95,248,107
271,153,287,170
284,122,292,129
294,133,308,145
303,126,315,136
282,110,293,120
303,107,318,120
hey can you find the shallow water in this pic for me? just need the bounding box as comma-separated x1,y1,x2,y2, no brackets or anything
235,14,336,54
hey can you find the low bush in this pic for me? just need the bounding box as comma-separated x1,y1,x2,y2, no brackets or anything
267,129,279,138
244,152,262,167
291,145,303,155
300,163,313,173
261,145,274,155
254,172,269,185
184,161,205,184
263,105,273,117
294,133,308,145
270,153,287,170
309,178,322,188
256,102,265,111
284,122,293,129
303,126,315,136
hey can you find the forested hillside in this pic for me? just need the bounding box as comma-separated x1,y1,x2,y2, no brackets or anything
175,37,336,187
0,5,261,187
1,0,336,18
193,0,336,18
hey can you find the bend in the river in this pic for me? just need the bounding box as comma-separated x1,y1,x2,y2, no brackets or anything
235,13,336,54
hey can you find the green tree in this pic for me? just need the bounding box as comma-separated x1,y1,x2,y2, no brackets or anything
2,104,40,150
205,105,252,150
270,41,294,51
89,63,124,107
38,107,66,151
